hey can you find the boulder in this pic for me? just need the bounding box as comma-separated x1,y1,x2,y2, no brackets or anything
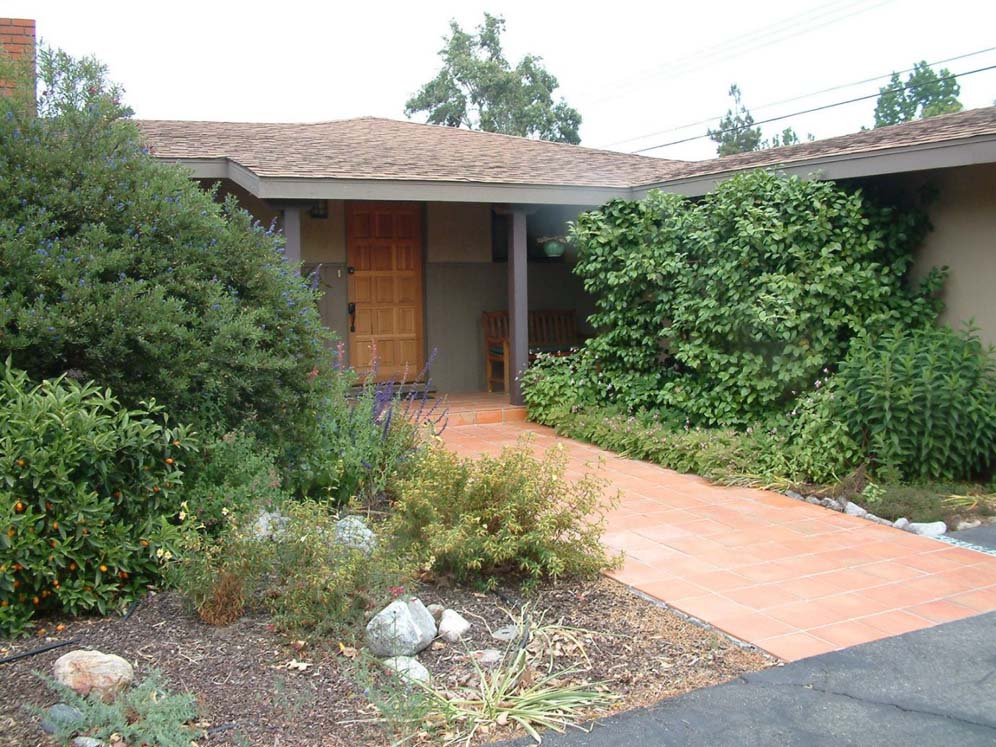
382,655,430,685
365,598,437,657
893,517,910,530
909,521,947,538
426,603,445,623
40,703,83,735
252,510,288,541
334,516,377,555
844,502,867,518
438,609,471,642
53,650,133,702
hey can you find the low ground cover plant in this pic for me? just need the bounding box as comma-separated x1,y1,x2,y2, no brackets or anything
0,363,193,636
391,437,620,590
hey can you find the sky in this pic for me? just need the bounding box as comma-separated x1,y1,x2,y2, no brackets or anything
2,0,995,161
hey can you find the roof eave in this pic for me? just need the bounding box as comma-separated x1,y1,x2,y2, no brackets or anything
163,156,633,206
633,133,996,198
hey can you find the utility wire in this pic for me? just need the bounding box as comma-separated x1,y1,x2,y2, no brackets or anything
631,63,996,154
604,45,996,148
585,0,894,105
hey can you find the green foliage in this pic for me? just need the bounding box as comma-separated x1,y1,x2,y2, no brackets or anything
838,325,996,481
39,670,199,746
170,501,412,640
874,61,962,127
181,430,288,535
390,440,619,591
570,170,943,426
519,349,602,425
707,84,764,156
0,46,334,458
0,363,193,635
405,13,582,143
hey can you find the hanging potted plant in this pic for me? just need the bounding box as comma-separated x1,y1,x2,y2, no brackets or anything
537,235,568,259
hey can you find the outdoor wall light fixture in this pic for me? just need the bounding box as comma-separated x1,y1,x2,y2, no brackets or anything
309,200,328,219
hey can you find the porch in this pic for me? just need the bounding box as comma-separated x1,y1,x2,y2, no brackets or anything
440,392,527,427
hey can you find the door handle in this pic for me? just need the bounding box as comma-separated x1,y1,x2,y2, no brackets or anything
347,302,356,332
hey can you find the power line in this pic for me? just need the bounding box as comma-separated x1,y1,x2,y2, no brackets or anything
604,45,996,148
631,63,996,154
584,0,895,105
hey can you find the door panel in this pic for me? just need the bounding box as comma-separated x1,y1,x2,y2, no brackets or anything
347,202,425,382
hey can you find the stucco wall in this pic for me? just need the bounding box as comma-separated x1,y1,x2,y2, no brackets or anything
913,163,996,345
426,202,493,263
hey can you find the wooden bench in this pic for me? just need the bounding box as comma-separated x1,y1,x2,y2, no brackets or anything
482,310,580,393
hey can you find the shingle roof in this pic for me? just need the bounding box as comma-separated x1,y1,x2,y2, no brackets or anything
136,106,996,191
136,116,687,188
638,106,996,186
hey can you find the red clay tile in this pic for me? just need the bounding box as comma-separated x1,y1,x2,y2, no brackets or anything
908,599,977,623
860,609,932,636
756,632,835,661
809,619,890,648
711,612,797,641
722,584,804,610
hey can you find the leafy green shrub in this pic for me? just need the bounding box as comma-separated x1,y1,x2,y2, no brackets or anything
520,349,602,425
170,500,412,640
570,171,943,425
38,670,199,746
390,439,619,590
0,46,333,458
182,430,288,534
0,363,193,636
839,325,996,481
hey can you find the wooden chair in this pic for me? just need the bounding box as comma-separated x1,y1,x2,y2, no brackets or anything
483,310,579,392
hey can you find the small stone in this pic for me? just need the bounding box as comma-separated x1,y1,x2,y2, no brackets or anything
844,502,867,518
909,521,947,538
252,510,288,541
426,603,445,622
491,625,520,642
956,519,982,532
784,490,804,501
41,703,83,735
866,513,891,525
382,656,430,685
805,496,822,505
820,497,844,512
54,650,133,702
72,738,103,747
334,516,377,555
437,609,471,643
893,517,910,530
469,649,503,666
365,598,437,657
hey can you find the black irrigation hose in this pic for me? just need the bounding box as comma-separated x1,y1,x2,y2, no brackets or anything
0,637,79,665
122,597,142,621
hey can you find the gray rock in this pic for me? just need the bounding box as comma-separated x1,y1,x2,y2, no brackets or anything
382,655,430,685
955,519,982,532
41,703,83,735
820,497,844,512
784,491,804,501
845,502,868,518
893,517,910,530
469,649,503,666
866,513,892,526
72,739,103,747
334,516,377,555
438,609,471,642
53,650,133,702
426,603,445,622
491,624,521,642
365,598,437,657
805,496,822,505
909,521,947,538
252,510,288,541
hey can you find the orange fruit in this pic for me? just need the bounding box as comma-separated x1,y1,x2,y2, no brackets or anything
13,502,24,513
15,459,25,467
165,457,174,465
99,564,108,573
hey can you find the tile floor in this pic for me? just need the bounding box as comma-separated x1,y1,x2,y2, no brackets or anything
442,421,996,661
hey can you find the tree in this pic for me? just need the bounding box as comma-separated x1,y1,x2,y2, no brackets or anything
0,47,333,454
707,84,763,155
708,85,815,155
405,13,582,144
873,61,962,127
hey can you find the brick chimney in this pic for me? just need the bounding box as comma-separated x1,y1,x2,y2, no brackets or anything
0,18,36,102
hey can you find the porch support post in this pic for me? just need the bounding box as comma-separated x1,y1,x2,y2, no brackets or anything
281,206,302,265
507,209,528,405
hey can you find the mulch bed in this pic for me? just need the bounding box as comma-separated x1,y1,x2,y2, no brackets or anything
0,577,774,746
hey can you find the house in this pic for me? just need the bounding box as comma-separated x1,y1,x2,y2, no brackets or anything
138,107,996,402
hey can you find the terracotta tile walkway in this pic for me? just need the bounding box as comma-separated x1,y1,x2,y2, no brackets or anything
441,421,996,661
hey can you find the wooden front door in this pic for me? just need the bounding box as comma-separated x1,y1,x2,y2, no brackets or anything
346,202,425,382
